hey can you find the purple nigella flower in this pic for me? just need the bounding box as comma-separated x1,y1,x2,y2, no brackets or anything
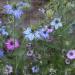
0,50,4,58
66,50,75,60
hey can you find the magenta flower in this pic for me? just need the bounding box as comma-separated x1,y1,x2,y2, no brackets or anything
5,38,20,52
66,50,75,60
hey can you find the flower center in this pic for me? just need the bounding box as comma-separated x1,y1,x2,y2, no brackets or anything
48,26,51,29
55,20,59,24
10,41,14,45
43,31,46,34
69,52,73,56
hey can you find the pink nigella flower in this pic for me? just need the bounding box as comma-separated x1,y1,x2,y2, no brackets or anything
47,26,53,33
5,38,20,52
66,50,75,60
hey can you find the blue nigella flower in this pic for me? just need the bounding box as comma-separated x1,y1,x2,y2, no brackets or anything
39,28,49,39
4,4,23,19
4,4,13,14
32,66,39,73
0,50,4,58
0,26,9,36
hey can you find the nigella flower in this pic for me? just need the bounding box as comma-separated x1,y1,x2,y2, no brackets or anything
4,4,13,14
0,26,9,36
47,26,54,33
32,66,39,73
3,64,13,75
27,50,33,57
0,49,4,58
66,50,75,60
4,4,23,19
39,28,49,39
65,58,70,64
50,18,62,30
12,9,23,19
4,38,20,52
23,27,35,41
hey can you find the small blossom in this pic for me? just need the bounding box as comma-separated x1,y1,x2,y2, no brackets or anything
39,29,49,39
4,4,13,14
5,38,20,52
65,58,70,65
50,18,62,30
47,26,54,33
38,8,45,14
3,64,13,75
32,66,39,73
27,50,33,57
0,26,9,36
66,50,75,60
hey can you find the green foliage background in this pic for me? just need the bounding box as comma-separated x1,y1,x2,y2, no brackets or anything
0,0,75,75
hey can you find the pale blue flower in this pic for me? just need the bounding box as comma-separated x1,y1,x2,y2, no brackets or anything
12,9,23,19
25,33,35,41
4,4,13,14
23,27,32,35
32,66,39,73
0,26,9,36
3,64,13,75
50,18,62,30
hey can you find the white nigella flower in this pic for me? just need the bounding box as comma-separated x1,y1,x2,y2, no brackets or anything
23,27,32,35
50,18,62,30
65,58,70,65
3,64,13,75
0,26,8,36
27,50,33,57
32,66,39,73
